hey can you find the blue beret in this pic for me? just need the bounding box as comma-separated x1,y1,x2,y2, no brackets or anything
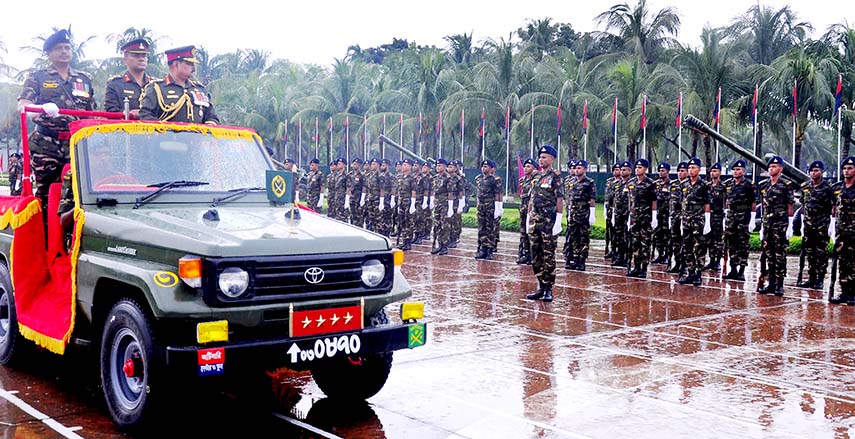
677,161,688,170
310,158,320,164
842,157,855,168
44,29,71,52
620,161,632,168
538,145,557,158
523,158,537,167
635,158,650,168
283,158,294,164
688,157,702,168
368,158,379,164
335,158,346,165
351,157,363,165
436,158,448,165
381,158,391,165
612,163,621,169
481,159,496,168
808,160,824,171
658,162,671,171
567,159,577,167
395,160,402,166
731,159,746,169
767,155,784,166
710,162,721,170
577,159,588,168
402,158,414,166
454,160,463,166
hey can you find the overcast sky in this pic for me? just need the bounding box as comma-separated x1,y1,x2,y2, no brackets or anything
0,0,845,75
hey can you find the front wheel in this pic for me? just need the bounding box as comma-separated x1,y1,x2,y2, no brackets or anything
0,264,27,365
100,300,163,429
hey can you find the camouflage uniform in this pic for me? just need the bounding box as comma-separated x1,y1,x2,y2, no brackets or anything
604,174,617,258
562,172,577,261
800,179,833,286
139,75,219,123
363,167,381,232
306,169,325,214
518,172,536,263
527,168,564,290
432,169,452,252
723,177,755,272
680,177,711,282
346,167,364,227
758,177,794,293
668,177,686,273
831,180,855,303
416,172,433,242
611,178,631,266
377,169,395,236
567,175,595,268
704,178,727,268
326,169,339,219
475,172,502,256
653,177,672,263
628,175,656,275
334,169,349,222
449,170,465,245
8,160,23,196
18,66,96,204
396,172,416,248
104,71,151,112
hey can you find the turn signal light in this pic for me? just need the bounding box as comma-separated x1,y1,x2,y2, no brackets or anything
393,249,404,266
400,302,424,321
197,320,228,343
179,256,203,288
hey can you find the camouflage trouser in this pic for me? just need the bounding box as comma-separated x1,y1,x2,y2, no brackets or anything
518,204,531,256
804,224,831,281
396,203,414,242
653,209,670,259
477,202,497,250
761,222,788,281
31,151,67,206
528,208,558,287
681,217,705,273
451,200,462,242
327,193,337,219
364,198,380,232
378,198,395,237
308,194,321,214
336,196,349,222
349,197,364,228
605,205,614,252
834,231,855,288
670,215,683,265
724,218,750,267
704,214,725,261
631,221,653,268
569,218,591,261
434,201,450,246
612,213,629,261
416,204,432,238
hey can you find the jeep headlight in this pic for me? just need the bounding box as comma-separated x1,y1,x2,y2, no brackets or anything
361,259,385,287
218,267,249,298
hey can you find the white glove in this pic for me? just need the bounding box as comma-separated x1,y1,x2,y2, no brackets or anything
429,196,435,210
748,211,756,231
526,216,533,234
800,215,805,237
360,193,366,207
611,210,616,227
457,198,465,214
723,209,728,228
494,201,503,219
651,210,658,229
680,221,684,235
829,218,836,238
317,194,324,208
344,194,351,210
786,217,794,240
589,207,596,225
409,199,416,214
446,200,454,217
703,212,711,235
295,191,300,204
379,198,385,212
627,213,632,231
552,213,563,236
42,102,60,117
390,196,397,209
668,217,672,229
421,198,428,209
759,226,764,241
603,204,609,222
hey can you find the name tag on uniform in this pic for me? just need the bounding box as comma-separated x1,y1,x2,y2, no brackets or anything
123,89,135,94
42,82,59,89
192,90,210,107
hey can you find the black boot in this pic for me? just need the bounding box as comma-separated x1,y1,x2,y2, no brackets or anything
677,272,692,284
758,277,776,294
542,285,553,302
846,285,855,306
516,249,530,264
575,258,586,272
735,265,746,281
431,244,442,255
447,240,458,249
399,239,412,251
565,257,577,270
773,279,784,296
604,251,613,260
627,264,639,277
724,263,738,279
667,261,682,274
810,280,824,290
635,264,648,278
796,276,815,288
526,281,545,300
703,259,720,271
483,248,494,260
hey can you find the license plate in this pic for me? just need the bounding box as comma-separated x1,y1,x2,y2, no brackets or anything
286,334,361,363
290,304,363,337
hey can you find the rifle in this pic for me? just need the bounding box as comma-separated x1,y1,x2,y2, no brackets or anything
796,233,807,286
756,248,767,292
721,229,728,277
828,242,838,301
604,207,611,256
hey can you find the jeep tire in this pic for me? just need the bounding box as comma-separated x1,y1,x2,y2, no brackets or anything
310,308,393,400
100,300,164,428
0,264,27,365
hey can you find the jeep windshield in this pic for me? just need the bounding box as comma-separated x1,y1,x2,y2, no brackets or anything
78,128,271,195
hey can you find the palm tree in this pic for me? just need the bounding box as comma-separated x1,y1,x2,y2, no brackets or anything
595,0,681,64
823,22,855,158
727,4,813,66
445,33,474,65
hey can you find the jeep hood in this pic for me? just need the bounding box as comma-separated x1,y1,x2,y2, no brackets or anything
85,205,391,257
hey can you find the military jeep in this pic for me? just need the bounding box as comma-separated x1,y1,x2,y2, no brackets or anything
0,109,425,428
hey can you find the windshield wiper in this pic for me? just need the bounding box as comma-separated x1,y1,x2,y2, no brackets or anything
211,187,265,206
133,180,209,209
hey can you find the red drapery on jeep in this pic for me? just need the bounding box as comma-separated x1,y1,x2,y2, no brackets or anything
0,196,82,354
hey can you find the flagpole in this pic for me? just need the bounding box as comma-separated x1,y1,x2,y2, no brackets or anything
438,111,443,159
641,94,646,159
298,118,302,167
345,116,350,163
838,106,843,182
614,97,618,161
363,113,368,159
556,102,561,167
283,118,288,160
583,99,588,163
715,87,721,163
529,104,534,159
505,105,510,197
480,108,485,162
314,117,319,159
381,115,386,159
678,92,683,164
460,108,465,165
399,114,404,160
792,79,797,163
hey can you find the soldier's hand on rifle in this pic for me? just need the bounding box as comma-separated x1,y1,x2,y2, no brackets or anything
829,218,836,238
344,194,351,210
379,198,385,212
589,207,596,226
651,211,658,229
552,213,563,236
786,217,794,240
494,201,503,219
703,212,711,235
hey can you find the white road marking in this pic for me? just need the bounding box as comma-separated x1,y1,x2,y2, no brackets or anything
0,389,85,439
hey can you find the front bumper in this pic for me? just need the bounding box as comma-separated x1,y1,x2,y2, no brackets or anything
165,322,427,375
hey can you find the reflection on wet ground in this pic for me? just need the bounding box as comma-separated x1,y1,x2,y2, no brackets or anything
1,229,855,438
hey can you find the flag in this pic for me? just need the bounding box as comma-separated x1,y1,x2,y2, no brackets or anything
582,100,588,130
640,95,647,129
436,111,442,141
556,102,562,133
479,108,485,138
713,87,721,130
504,105,510,139
751,85,758,126
611,97,618,135
675,93,682,128
793,79,798,118
834,74,843,117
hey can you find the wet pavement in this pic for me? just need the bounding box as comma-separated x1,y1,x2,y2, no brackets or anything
1,229,855,438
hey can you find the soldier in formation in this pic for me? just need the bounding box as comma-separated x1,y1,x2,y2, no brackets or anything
668,162,688,274
603,163,621,259
562,159,577,264
830,157,855,304
652,162,672,265
517,158,537,264
626,159,656,278
757,156,795,296
474,160,503,260
431,159,454,255
610,161,632,268
8,153,23,196
723,160,755,281
396,159,417,250
363,158,381,232
565,160,596,271
797,160,834,290
415,161,434,244
305,158,325,213
333,158,349,221
346,158,364,227
378,159,396,237
525,145,564,302
703,163,726,271
448,160,465,248
677,158,711,286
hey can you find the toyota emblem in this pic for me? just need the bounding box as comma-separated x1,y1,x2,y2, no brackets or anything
304,267,325,284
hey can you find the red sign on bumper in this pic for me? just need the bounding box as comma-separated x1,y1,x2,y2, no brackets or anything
290,305,363,337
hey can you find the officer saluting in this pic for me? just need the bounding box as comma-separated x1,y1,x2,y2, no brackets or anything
104,38,152,116
525,145,564,302
139,45,219,124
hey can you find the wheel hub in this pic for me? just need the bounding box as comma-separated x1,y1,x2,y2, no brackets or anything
123,353,143,378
